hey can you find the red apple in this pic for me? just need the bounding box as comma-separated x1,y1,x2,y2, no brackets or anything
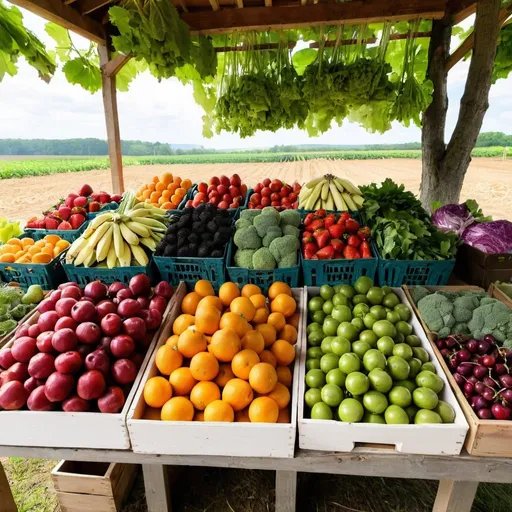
137,297,150,310
8,362,29,381
50,290,62,302
52,328,77,353
85,349,110,375
28,324,41,339
84,281,108,303
122,318,146,342
101,313,122,336
141,309,162,331
116,288,134,302
108,282,127,298
111,335,136,358
131,352,145,369
111,359,137,385
12,337,37,363
45,372,75,402
36,331,54,353
0,381,28,410
98,337,112,354
77,370,106,400
76,322,102,345
37,298,56,314
129,274,151,297
55,351,83,374
38,311,59,332
71,301,96,323
62,395,90,412
27,385,54,411
28,353,55,379
0,348,16,370
117,299,142,319
24,377,42,394
55,316,78,331
149,296,167,315
98,387,125,414
61,286,83,301
55,298,77,318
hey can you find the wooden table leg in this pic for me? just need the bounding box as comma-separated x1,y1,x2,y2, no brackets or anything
143,464,171,512
433,479,479,512
0,461,17,512
275,470,297,512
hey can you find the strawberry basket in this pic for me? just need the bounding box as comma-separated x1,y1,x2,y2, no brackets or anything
24,221,89,243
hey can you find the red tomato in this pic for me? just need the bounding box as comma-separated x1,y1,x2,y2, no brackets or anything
289,192,297,202
229,186,240,197
186,200,193,207
254,183,263,194
230,174,241,187
256,205,264,210
292,201,298,209
270,179,283,192
240,184,248,197
195,192,207,202
220,175,230,187
209,197,219,205
223,194,232,203
271,200,280,207
207,184,217,194
218,201,229,209
270,192,280,202
209,190,219,199
263,178,271,187
250,193,261,206
281,197,291,207
248,203,255,209
280,185,292,198
261,196,271,207
209,176,220,186
192,199,203,207
198,182,208,194
261,187,271,197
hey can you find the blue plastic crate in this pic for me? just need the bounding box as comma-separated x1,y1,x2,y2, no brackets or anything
0,253,66,289
62,261,154,286
302,256,378,286
24,221,88,243
87,202,119,219
226,242,299,293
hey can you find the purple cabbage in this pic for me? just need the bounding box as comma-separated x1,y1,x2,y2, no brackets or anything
462,221,512,254
432,203,474,237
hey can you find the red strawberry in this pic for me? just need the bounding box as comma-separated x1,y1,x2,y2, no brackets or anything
78,184,93,197
313,229,330,249
44,217,60,230
347,235,361,248
345,218,360,233
328,224,345,239
26,219,38,229
91,193,101,202
98,192,111,204
69,214,86,229
316,246,335,260
343,246,360,259
71,207,88,217
302,242,318,260
330,239,345,253
361,241,372,258
58,221,72,230
88,201,101,213
111,194,122,203
73,196,88,208
65,194,78,208
308,219,324,233
357,227,371,240
36,219,46,229
58,205,71,221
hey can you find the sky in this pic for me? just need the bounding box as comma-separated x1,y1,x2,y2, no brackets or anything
0,10,511,150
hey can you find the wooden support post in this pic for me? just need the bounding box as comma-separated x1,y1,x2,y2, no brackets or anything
275,470,297,512
143,464,171,512
0,462,17,512
99,45,124,195
433,480,479,512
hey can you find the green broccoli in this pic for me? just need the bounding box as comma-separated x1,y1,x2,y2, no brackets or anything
282,225,300,238
261,207,281,224
252,248,277,270
279,209,301,227
479,297,497,307
240,210,261,222
453,295,480,323
235,218,253,230
417,294,455,333
10,304,34,320
437,291,459,303
452,323,470,335
0,319,17,337
269,235,300,265
262,227,283,247
278,252,298,268
254,210,280,238
468,300,512,342
410,286,430,304
234,226,261,250
234,249,256,269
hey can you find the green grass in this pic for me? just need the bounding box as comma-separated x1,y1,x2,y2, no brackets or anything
0,147,506,179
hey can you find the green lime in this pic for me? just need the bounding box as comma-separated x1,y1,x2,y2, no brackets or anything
359,330,378,347
306,359,321,371
326,368,347,387
305,369,326,389
384,405,409,424
363,411,386,424
338,398,364,422
405,334,421,347
311,402,333,420
331,336,352,356
307,347,324,360
338,285,356,299
337,322,359,342
320,354,340,374
382,292,400,309
308,296,325,312
308,330,324,347
305,388,322,408
307,322,322,334
367,287,385,305
414,409,442,424
354,276,373,295
388,386,412,408
351,317,365,333
376,336,395,356
321,384,344,407
320,285,335,300
323,318,340,337
321,336,334,354
353,294,369,305
352,340,371,359
311,310,326,324
332,293,349,307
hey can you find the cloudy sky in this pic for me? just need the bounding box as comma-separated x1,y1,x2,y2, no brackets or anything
1,10,511,149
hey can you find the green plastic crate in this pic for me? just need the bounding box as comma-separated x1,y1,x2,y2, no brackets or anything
62,261,154,286
24,221,88,243
0,253,66,289
302,256,378,286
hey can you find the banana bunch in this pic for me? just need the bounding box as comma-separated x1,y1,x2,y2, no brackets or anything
298,175,364,212
65,191,166,268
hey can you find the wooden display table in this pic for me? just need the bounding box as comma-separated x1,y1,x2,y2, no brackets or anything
1,446,512,512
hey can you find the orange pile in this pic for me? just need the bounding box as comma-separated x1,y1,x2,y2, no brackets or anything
0,235,70,264
143,280,299,423
136,173,193,210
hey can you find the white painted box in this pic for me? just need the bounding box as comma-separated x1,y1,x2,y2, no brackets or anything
0,286,181,450
127,287,305,458
298,287,469,455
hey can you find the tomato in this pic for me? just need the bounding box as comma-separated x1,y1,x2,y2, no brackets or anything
209,190,219,199
270,179,283,192
209,197,219,205
218,201,229,209
271,201,280,207
281,197,291,207
250,193,261,206
209,176,220,186
292,182,301,194
280,185,292,198
254,183,263,193
261,187,271,197
289,192,297,202
198,182,208,194
270,192,280,202
229,186,240,197
263,178,271,187
195,192,207,202
230,174,241,187
207,184,217,194
186,200,194,207
261,196,271,207
222,194,231,203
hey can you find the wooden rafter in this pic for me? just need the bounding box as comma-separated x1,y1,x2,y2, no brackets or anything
309,37,377,48
264,0,271,7
215,42,296,52
8,0,105,43
181,0,445,35
235,0,244,9
101,53,131,77
208,0,220,11
452,2,476,25
79,0,113,15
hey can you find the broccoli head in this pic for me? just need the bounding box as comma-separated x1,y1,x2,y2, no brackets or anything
410,286,431,305
468,300,512,342
417,294,455,333
279,209,301,227
252,248,277,270
235,218,252,230
234,249,256,269
282,225,300,238
233,226,261,250
254,210,280,238
452,295,480,323
269,235,300,264
262,227,283,248
278,252,298,268
240,210,261,222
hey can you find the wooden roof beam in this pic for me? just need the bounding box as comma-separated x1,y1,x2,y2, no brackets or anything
208,0,220,11
8,0,105,43
447,0,476,24
181,0,445,35
79,0,113,15
215,42,296,52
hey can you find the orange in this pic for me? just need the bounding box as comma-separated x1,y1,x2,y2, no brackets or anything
152,175,159,184
222,378,254,411
6,238,21,248
241,284,261,299
240,330,265,354
230,297,256,322
161,172,173,186
268,312,286,332
190,351,219,381
198,295,223,311
181,292,202,315
288,312,300,330
248,397,279,423
178,327,207,358
0,254,15,263
248,363,278,394
21,238,34,248
195,280,215,297
162,202,173,210
155,345,183,376
259,350,277,368
252,307,269,325
249,294,267,309
270,294,296,318
219,282,240,307
279,325,298,345
165,335,179,349
32,253,53,264
231,349,260,380
190,381,221,410
144,376,172,408
143,407,162,420
204,400,234,422
161,397,194,421
220,312,252,338
41,247,54,256
173,314,195,335
254,324,277,347
235,407,250,422
181,178,192,190
276,366,293,387
156,182,166,192
268,282,292,301
194,410,205,421
55,240,70,251
264,382,290,409
277,407,291,423
214,364,236,387
209,328,241,362
169,367,198,396
43,234,60,246
271,340,295,366
195,304,221,335
171,195,181,206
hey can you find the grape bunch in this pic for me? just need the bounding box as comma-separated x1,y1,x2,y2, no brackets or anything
438,334,512,421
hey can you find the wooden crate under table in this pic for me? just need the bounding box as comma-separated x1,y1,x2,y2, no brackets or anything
51,460,137,512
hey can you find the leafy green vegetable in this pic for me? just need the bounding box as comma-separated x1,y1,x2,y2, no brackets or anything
0,218,22,244
493,24,512,83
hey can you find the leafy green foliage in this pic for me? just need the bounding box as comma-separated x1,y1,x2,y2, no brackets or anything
493,24,512,83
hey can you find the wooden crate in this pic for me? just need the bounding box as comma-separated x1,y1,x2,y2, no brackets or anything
0,285,182,450
403,284,512,457
51,460,137,512
127,287,305,458
298,287,469,455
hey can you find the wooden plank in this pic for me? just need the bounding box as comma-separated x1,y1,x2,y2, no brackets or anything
112,464,138,510
433,480,479,512
101,54,132,77
99,46,125,195
0,462,16,512
275,471,297,512
264,0,271,7
181,0,445,35
208,0,219,10
80,0,113,15
453,2,476,25
235,0,244,8
7,0,105,44
51,461,112,495
215,42,296,52
143,465,170,512
56,491,116,512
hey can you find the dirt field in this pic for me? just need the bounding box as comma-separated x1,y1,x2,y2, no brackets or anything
1,157,510,221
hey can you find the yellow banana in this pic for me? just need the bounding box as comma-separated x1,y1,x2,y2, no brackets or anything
329,182,344,211
306,176,326,189
87,221,112,250
83,250,97,268
126,221,151,238
342,192,358,211
74,244,94,267
337,178,361,196
130,244,149,266
125,209,153,219
119,222,139,246
107,244,117,269
112,223,124,259
305,180,325,210
83,212,114,238
118,241,132,267
66,236,88,262
96,224,113,262
140,237,157,251
321,181,330,201
352,195,365,207
132,217,167,230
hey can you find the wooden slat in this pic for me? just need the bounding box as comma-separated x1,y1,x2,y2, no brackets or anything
308,31,432,48
8,0,105,44
452,2,476,25
101,54,132,77
79,0,113,15
208,0,220,10
143,465,170,512
215,42,296,52
433,480,479,512
264,0,271,7
235,0,244,8
0,463,16,512
181,0,445,35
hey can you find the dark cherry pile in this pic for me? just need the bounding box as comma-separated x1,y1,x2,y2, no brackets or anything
438,334,512,420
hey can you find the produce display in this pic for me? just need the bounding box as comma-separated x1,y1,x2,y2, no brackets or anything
304,277,455,425
232,209,300,270
136,173,193,210
298,175,364,212
436,334,512,420
412,288,512,347
187,174,248,210
0,236,70,264
0,285,45,338
248,179,301,210
0,219,22,244
65,192,166,268
302,210,371,260
361,179,458,261
142,280,298,422
0,275,173,412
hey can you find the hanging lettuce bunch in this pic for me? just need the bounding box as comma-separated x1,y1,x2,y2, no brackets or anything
492,24,512,83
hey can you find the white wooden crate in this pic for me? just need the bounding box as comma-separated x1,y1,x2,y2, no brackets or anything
127,287,305,458
298,287,469,455
0,285,182,450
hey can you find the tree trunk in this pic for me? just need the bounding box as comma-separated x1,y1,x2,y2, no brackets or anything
420,0,502,210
